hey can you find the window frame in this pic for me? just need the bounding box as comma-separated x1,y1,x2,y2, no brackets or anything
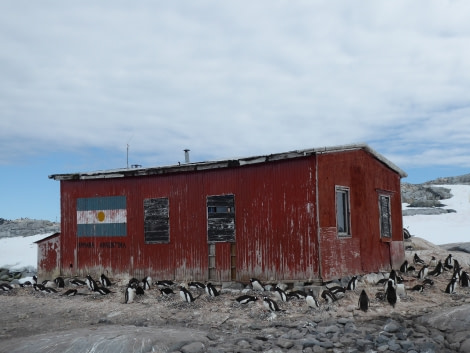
378,193,392,240
335,186,351,237
207,194,236,243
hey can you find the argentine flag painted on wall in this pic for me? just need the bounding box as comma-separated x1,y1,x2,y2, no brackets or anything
77,196,127,237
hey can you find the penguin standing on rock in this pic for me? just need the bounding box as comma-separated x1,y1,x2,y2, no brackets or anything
399,260,408,273
358,290,370,312
347,276,358,291
414,253,425,265
306,289,320,309
445,277,458,294
460,271,470,287
142,276,152,290
417,265,429,280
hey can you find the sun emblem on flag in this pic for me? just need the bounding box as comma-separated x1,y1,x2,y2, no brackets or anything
96,211,106,222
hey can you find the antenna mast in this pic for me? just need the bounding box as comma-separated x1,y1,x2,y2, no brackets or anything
127,144,129,169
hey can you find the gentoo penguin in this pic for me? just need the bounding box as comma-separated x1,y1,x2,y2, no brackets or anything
33,283,45,291
445,277,458,294
159,287,175,296
306,289,320,309
250,278,265,292
70,279,86,286
410,284,424,292
273,286,288,302
444,254,453,270
414,253,425,265
399,260,408,273
417,265,429,280
328,286,346,298
42,279,55,288
388,269,398,286
54,276,65,288
125,286,137,303
407,265,416,272
95,286,112,295
0,283,13,291
347,276,358,291
100,274,112,287
42,287,58,293
179,286,196,303
128,278,140,287
429,256,437,268
453,260,462,280
235,295,258,304
205,283,220,297
460,271,470,287
321,289,338,304
385,280,397,308
85,275,98,291
62,289,78,296
188,281,206,290
428,261,444,277
142,276,152,290
156,280,174,287
135,286,145,295
422,278,434,287
358,290,369,312
263,296,283,311
32,275,38,284
287,290,307,299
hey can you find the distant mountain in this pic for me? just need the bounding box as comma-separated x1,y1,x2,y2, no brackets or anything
0,218,59,238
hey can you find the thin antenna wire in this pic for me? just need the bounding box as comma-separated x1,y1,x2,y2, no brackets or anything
127,144,129,169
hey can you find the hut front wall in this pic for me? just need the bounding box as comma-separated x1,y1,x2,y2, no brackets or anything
37,235,61,280
317,149,404,281
59,157,320,282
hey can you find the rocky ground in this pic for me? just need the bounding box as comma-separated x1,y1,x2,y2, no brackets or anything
1,237,470,353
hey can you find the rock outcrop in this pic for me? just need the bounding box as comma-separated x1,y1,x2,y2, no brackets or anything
0,218,59,238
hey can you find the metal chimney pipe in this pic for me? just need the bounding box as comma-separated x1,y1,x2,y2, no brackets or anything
184,149,190,163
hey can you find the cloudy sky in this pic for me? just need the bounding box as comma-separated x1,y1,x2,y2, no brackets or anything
1,1,469,221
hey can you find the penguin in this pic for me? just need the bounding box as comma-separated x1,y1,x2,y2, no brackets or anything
453,260,462,280
329,285,346,296
429,256,437,268
42,280,55,288
62,289,78,296
273,286,288,302
263,296,283,311
388,269,398,286
235,295,258,304
422,278,434,287
54,276,65,288
100,274,112,287
407,265,416,273
179,286,196,303
417,265,429,280
250,278,265,292
358,289,369,312
410,284,424,292
125,286,137,303
135,286,145,295
444,254,453,270
142,276,152,290
33,283,45,291
414,253,425,265
205,283,220,297
0,283,13,291
445,277,458,294
32,275,38,284
85,275,98,291
347,276,358,291
188,281,206,290
156,280,174,287
321,289,338,304
399,260,408,273
428,261,444,277
306,289,320,309
385,280,397,308
287,290,307,299
460,271,469,287
42,287,58,293
70,279,87,286
376,278,389,286
128,278,140,287
95,286,113,295
159,287,175,296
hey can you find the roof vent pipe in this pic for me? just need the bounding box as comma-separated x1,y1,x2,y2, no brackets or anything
184,149,190,163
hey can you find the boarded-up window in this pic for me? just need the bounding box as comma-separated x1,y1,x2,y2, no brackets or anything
207,194,235,242
379,194,392,238
144,198,169,243
335,186,351,237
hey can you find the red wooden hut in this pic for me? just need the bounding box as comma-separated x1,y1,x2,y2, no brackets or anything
48,143,406,283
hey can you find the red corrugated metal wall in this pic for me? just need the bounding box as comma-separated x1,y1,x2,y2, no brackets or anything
317,149,404,281
59,157,320,282
36,234,61,280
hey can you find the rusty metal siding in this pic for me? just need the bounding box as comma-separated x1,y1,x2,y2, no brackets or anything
317,149,404,281
36,234,60,280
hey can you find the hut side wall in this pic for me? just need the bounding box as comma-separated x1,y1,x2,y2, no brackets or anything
317,149,404,281
36,234,61,280
59,157,320,282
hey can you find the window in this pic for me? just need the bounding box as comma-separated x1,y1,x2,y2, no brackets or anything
336,186,351,236
207,194,235,242
379,194,392,238
143,198,169,243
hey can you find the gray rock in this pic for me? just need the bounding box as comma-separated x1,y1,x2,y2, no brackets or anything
180,341,206,353
384,321,401,333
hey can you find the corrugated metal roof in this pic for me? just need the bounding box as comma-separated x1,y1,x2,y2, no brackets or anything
48,143,407,181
